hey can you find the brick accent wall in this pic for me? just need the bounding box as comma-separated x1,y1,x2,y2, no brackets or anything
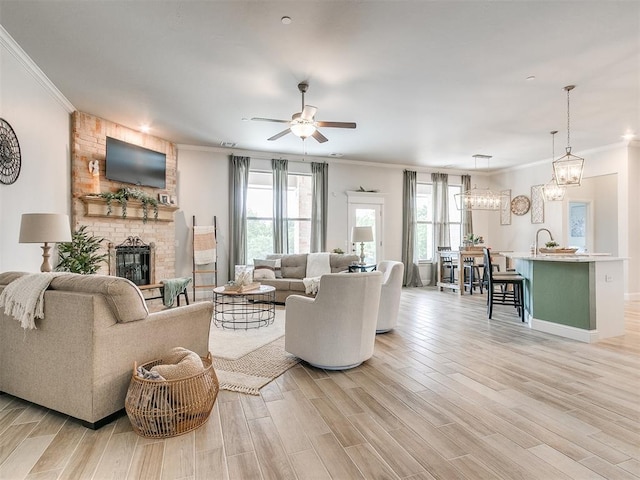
71,111,177,279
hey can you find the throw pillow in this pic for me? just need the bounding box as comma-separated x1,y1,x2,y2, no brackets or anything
265,255,283,278
253,266,276,280
254,258,282,278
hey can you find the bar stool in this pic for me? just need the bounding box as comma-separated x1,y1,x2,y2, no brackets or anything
483,247,525,321
438,246,458,284
463,257,483,294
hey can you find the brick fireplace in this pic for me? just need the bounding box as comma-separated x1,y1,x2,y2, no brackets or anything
70,111,178,279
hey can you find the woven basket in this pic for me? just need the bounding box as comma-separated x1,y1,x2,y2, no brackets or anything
125,353,219,438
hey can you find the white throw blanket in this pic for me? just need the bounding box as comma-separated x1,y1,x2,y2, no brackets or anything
306,252,331,278
302,276,321,295
0,272,66,330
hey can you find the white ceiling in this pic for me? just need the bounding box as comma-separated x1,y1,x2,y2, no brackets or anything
1,1,638,171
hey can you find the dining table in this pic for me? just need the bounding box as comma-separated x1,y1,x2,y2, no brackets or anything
436,248,512,295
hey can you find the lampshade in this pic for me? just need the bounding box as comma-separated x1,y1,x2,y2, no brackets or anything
351,226,374,243
19,213,72,243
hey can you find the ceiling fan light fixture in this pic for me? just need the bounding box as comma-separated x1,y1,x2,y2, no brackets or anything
290,121,316,139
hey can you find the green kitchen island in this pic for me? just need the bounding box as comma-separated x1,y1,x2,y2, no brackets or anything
504,253,625,343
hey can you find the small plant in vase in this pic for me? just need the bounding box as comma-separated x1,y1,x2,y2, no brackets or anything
464,233,484,249
545,241,559,249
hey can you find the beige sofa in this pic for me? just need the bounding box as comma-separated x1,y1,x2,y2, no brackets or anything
0,272,213,428
258,253,359,303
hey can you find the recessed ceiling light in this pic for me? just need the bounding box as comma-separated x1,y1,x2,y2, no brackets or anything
220,141,236,148
140,124,150,133
622,131,636,141
526,75,536,81
329,153,343,157
281,16,292,25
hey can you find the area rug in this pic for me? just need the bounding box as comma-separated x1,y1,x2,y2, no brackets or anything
209,308,300,395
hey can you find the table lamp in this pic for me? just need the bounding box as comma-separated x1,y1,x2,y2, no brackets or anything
351,226,373,265
19,213,72,272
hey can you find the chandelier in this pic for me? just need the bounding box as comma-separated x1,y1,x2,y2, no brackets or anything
553,85,584,186
542,130,566,201
454,154,507,211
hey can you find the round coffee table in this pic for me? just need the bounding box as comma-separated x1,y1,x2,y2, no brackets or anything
212,285,276,330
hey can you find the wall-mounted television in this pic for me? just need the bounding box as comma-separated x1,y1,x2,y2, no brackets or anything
105,136,166,189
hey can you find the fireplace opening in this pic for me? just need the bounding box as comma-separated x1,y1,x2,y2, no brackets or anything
109,237,156,286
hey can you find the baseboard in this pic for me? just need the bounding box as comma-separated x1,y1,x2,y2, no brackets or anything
529,317,599,343
625,292,640,301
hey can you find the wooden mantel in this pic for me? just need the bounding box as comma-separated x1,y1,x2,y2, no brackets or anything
80,195,179,222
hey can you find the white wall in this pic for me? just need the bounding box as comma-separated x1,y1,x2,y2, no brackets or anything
0,27,73,272
490,142,637,297
175,149,418,285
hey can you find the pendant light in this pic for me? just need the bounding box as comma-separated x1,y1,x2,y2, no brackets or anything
542,130,566,201
454,154,507,210
553,85,584,186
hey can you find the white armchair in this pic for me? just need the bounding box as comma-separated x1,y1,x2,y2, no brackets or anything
376,260,405,333
285,271,383,370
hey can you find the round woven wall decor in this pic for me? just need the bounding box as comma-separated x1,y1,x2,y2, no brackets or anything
0,118,21,185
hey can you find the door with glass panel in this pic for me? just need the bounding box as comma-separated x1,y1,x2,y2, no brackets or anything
348,203,383,264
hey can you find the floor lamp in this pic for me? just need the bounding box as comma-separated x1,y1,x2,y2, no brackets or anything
19,213,72,272
351,226,373,265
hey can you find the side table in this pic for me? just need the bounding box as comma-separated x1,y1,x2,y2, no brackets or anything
212,285,276,329
348,264,377,273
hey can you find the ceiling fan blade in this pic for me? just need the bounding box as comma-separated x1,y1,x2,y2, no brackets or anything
312,130,328,143
267,128,291,141
315,121,356,129
301,105,317,121
251,117,289,124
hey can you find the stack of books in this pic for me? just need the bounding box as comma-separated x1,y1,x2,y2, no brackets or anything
223,282,261,293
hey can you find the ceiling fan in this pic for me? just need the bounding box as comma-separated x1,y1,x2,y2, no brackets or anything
251,82,356,143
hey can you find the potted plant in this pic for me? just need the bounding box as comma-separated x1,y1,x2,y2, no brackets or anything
98,187,159,223
56,225,108,274
464,233,484,250
545,241,559,249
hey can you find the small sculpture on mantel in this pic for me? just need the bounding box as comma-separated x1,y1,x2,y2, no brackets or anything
357,186,379,193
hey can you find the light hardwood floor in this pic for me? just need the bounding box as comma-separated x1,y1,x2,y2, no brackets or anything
1,288,638,480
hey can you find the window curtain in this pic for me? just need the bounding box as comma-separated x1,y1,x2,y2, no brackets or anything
401,170,423,287
431,172,450,251
229,155,250,279
272,159,288,253
461,174,473,239
310,162,328,252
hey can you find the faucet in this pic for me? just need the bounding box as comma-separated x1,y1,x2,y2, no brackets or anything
534,228,554,255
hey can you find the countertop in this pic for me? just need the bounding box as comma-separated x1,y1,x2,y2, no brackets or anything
502,252,622,263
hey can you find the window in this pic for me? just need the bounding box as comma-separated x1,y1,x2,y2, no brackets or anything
246,171,312,261
246,171,273,261
416,182,462,261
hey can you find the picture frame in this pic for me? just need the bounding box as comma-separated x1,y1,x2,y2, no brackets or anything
500,189,511,225
158,193,169,204
169,195,177,205
530,185,544,224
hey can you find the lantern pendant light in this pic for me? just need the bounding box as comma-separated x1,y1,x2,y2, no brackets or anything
542,130,566,201
553,85,584,186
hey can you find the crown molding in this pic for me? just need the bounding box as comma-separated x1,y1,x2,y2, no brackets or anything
0,25,75,113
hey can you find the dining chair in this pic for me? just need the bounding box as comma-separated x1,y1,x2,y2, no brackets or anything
483,247,525,321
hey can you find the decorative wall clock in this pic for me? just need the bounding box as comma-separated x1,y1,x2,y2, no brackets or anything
510,195,530,215
0,118,21,185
